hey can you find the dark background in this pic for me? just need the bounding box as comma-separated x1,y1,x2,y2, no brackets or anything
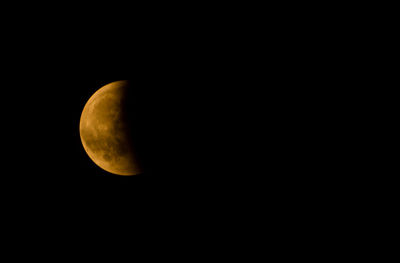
0,7,357,257
4,73,242,201
2,28,282,207
0,6,315,212
0,4,370,257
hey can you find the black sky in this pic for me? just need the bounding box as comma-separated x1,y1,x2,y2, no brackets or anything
0,6,353,254
4,71,249,206
2,16,267,208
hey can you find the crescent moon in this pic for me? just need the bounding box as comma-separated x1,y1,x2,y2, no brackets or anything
79,80,143,176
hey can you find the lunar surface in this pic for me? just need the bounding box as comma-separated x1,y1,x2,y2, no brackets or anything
80,80,143,176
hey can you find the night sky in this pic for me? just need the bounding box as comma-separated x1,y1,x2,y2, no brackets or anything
4,75,223,203
2,73,248,206
0,7,342,255
2,25,260,208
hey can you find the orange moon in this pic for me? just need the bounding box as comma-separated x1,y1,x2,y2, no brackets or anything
79,80,143,176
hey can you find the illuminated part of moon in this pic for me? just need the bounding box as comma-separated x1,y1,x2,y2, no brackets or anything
79,80,142,176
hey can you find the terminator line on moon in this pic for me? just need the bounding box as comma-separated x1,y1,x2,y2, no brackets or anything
79,80,143,176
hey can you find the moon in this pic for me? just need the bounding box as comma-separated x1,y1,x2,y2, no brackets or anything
79,80,143,176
